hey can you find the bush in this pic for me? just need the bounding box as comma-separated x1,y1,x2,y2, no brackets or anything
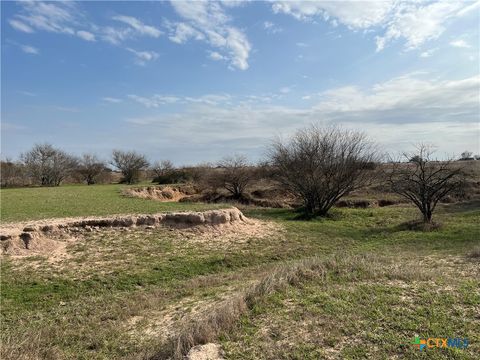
111,150,149,184
268,125,378,217
21,143,78,186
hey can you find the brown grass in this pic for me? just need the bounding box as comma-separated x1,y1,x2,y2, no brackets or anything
467,247,480,259
151,254,429,360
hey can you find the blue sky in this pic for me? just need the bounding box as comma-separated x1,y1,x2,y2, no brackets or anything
1,0,479,165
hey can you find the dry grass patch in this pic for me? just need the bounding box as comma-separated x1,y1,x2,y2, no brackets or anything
152,254,435,359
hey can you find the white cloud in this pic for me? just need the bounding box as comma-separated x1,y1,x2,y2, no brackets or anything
126,48,159,66
263,21,282,34
279,86,291,94
272,1,393,27
102,97,123,103
271,1,478,51
123,74,479,160
9,2,161,48
168,1,251,70
128,93,232,108
450,39,471,48
375,1,466,52
185,94,232,106
12,1,78,35
128,94,180,108
420,48,437,58
312,74,479,123
209,51,225,61
168,22,205,43
296,42,309,47
112,15,162,38
77,30,96,41
101,26,132,45
20,44,39,55
9,19,34,33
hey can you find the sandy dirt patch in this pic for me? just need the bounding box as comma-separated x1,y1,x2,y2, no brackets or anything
187,343,224,360
123,185,195,202
0,207,279,258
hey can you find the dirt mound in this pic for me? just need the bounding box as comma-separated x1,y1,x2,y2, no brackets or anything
124,185,196,202
182,190,296,209
0,225,74,261
1,232,66,257
0,208,252,257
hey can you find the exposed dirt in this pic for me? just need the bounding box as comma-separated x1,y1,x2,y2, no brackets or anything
186,343,224,360
0,208,276,259
0,231,72,261
123,185,196,202
125,184,299,208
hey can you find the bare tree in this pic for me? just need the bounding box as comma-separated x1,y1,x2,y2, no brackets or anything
386,144,465,223
151,160,175,183
214,155,256,199
111,150,149,184
78,154,105,185
1,159,26,187
460,150,474,160
21,143,78,186
268,125,378,217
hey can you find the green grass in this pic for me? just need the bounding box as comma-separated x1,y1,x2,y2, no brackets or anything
222,257,479,359
0,184,223,223
0,191,479,359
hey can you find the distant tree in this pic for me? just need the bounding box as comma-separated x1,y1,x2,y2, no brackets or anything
77,154,105,185
0,158,26,187
111,150,149,184
409,155,422,163
21,143,78,186
386,144,466,223
215,155,255,199
268,125,378,217
460,150,474,160
151,160,175,183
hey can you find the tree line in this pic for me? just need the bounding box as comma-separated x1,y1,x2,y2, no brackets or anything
1,126,473,224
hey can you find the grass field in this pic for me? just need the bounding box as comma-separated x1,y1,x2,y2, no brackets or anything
0,186,479,359
0,184,223,223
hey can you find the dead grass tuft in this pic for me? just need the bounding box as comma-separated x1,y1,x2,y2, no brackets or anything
170,296,247,359
467,246,480,259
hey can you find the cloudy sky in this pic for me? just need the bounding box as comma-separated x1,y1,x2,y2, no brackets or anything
1,0,479,164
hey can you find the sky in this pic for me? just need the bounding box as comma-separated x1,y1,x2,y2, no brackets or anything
1,0,479,165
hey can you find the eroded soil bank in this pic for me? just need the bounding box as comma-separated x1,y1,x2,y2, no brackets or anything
0,207,262,257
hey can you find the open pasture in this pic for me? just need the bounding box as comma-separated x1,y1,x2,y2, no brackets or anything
1,185,478,359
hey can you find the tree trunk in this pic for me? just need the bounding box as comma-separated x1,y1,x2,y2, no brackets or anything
423,211,432,223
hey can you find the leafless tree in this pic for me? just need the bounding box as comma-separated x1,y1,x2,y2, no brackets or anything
386,144,466,223
215,155,256,199
78,154,105,185
111,150,149,184
21,143,78,186
268,125,378,217
151,160,175,182
460,150,474,160
0,159,26,187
